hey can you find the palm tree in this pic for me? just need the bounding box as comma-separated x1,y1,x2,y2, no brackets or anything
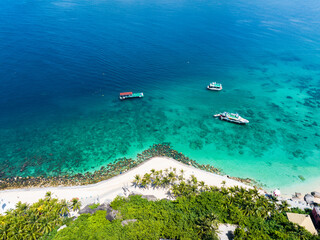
190,175,198,185
161,177,170,188
133,174,141,186
252,187,260,199
45,191,52,199
168,172,176,184
178,174,184,181
58,199,70,217
152,176,161,189
195,213,219,239
143,173,152,186
191,184,198,194
140,178,148,188
198,181,206,192
279,200,290,212
70,198,82,212
15,201,28,213
220,187,229,196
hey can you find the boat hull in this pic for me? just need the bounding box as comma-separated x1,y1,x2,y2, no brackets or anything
119,92,144,100
207,86,222,91
214,113,249,124
219,116,248,124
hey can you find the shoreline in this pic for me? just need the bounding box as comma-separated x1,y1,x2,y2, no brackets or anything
0,156,251,211
0,144,256,191
0,144,318,210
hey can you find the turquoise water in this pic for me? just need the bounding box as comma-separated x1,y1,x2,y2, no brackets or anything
0,0,320,192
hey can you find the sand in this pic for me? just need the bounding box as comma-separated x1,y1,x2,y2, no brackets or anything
0,157,250,213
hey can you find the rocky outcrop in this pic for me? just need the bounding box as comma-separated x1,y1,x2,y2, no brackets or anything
129,193,158,201
141,195,157,201
106,208,119,221
79,205,96,214
295,192,302,198
311,191,320,198
121,219,137,226
79,203,112,215
79,203,119,221
304,194,315,205
95,203,110,211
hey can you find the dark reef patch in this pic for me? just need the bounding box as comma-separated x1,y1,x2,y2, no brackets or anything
1,143,259,190
303,64,320,71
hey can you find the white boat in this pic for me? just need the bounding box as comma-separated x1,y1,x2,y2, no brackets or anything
214,112,249,124
207,82,222,91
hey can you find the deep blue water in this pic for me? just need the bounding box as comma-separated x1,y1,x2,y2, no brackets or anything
1,0,320,192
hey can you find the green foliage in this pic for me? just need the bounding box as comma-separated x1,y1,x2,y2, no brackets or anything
49,170,320,239
54,211,112,240
88,203,100,210
70,198,82,212
50,188,320,239
2,172,320,240
0,193,70,239
289,207,312,215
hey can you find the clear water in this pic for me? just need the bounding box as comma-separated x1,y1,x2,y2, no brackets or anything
0,0,320,193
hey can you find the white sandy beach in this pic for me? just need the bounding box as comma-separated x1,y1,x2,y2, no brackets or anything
0,157,250,213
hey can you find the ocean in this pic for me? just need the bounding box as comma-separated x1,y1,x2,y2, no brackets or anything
0,0,320,193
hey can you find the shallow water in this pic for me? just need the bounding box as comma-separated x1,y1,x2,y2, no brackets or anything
0,0,320,192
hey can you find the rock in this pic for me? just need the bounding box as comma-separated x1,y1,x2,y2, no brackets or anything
291,197,300,201
141,195,157,201
129,191,142,196
57,225,67,232
79,205,96,214
304,194,314,205
121,219,137,226
96,203,110,211
106,208,119,222
217,224,238,240
79,203,110,215
311,191,320,198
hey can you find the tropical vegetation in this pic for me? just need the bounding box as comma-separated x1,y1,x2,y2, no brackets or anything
0,192,78,239
1,170,319,239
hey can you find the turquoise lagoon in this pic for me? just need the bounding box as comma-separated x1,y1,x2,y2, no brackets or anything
0,0,320,193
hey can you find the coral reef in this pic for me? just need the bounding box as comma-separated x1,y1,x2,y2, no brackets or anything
2,143,252,190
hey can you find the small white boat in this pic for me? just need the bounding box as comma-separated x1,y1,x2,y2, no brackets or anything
214,112,249,124
207,82,222,91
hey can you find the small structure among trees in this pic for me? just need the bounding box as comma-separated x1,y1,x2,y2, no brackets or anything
286,212,318,235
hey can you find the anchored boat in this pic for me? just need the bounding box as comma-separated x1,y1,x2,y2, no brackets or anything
119,92,144,100
214,112,249,124
207,82,222,91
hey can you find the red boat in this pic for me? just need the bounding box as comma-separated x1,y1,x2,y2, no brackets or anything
119,92,144,100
